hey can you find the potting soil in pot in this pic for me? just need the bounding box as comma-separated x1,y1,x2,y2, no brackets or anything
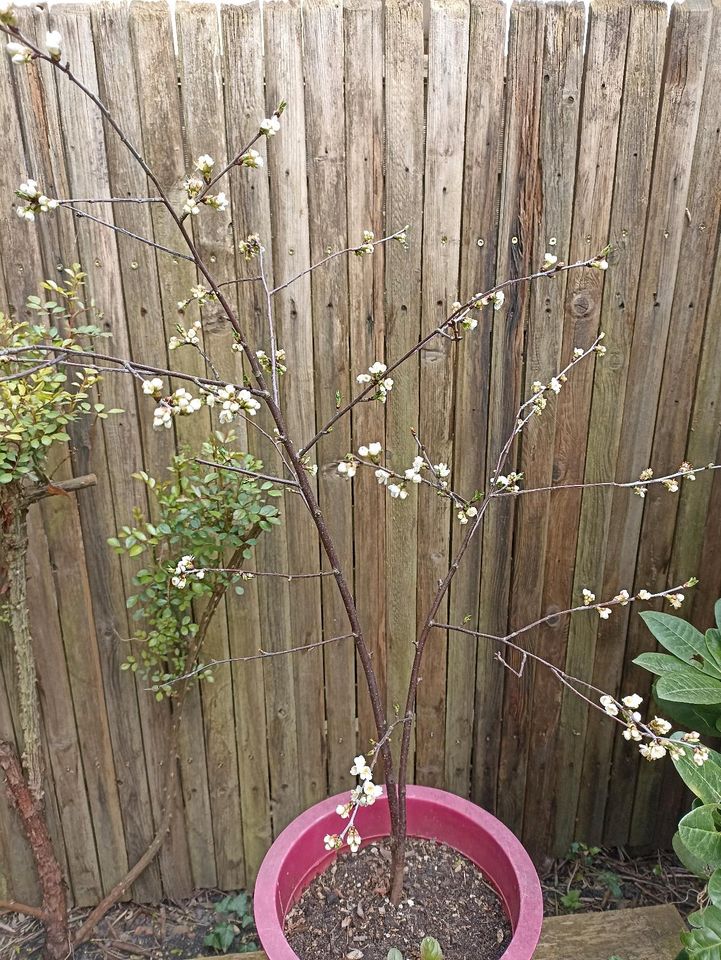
284,837,512,960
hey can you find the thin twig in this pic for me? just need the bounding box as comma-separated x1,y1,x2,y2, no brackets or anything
300,255,604,457
63,205,193,261
166,632,357,684
195,457,298,488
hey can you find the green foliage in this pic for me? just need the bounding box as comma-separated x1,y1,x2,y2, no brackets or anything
634,612,721,735
560,888,583,912
203,892,257,954
637,603,721,960
0,266,117,485
420,937,444,960
596,870,623,899
109,432,281,696
385,939,444,960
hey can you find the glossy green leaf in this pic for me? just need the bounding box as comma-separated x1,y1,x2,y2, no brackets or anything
657,670,721,704
641,612,721,679
672,745,721,805
679,805,721,870
634,652,685,675
674,830,712,878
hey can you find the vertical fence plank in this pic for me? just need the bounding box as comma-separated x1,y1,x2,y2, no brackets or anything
497,0,584,846
176,0,246,891
220,0,274,884
384,0,424,776
630,0,721,849
545,0,630,855
302,0,355,796
414,0,470,790
602,0,713,848
453,0,506,811
344,0,384,765
263,0,320,827
477,0,545,822
571,0,667,849
129,0,207,894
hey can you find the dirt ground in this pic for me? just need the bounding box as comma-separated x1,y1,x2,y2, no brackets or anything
0,845,702,958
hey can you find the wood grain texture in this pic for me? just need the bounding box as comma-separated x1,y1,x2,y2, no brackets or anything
415,0,470,791
602,0,713,847
302,0,355,795
534,904,685,960
454,0,506,813
572,0,667,848
549,0,632,856
505,0,584,850
344,0,385,768
383,0,424,779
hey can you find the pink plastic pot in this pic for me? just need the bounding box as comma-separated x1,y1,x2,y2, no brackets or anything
254,785,543,960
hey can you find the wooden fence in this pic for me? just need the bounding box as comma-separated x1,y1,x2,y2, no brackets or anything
1,0,721,907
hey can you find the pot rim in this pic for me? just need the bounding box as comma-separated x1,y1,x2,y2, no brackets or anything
254,785,543,960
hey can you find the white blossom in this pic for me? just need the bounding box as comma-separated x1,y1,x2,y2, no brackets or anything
573,347,584,359
0,2,17,26
204,191,228,212
682,731,701,744
582,588,596,606
388,483,408,500
7,40,32,62
347,825,361,853
637,589,652,600
666,593,684,609
337,460,357,479
622,693,643,710
45,30,61,59
240,148,264,169
142,377,164,396
613,589,631,606
542,253,558,271
195,154,215,176
639,741,667,761
591,257,609,271
260,115,281,137
350,754,372,781
183,198,200,216
597,606,612,619
693,746,710,766
434,462,451,479
649,717,672,736
324,833,342,851
549,377,562,395
375,469,390,486
600,695,618,717
369,360,387,376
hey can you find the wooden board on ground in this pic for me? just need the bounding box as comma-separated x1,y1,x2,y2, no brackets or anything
533,904,685,960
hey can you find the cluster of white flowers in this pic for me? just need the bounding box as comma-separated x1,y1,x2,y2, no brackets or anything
152,387,203,429
633,462,698,499
337,458,357,479
239,148,263,169
14,179,58,221
493,471,523,493
256,348,287,376
591,256,609,270
355,230,375,257
177,284,217,314
356,360,394,403
182,170,227,216
324,754,383,855
169,319,201,351
6,38,31,62
600,693,709,766
457,504,478,525
357,441,383,461
259,115,281,137
238,233,264,261
542,252,559,271
204,383,261,423
170,554,205,589
450,299,478,333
